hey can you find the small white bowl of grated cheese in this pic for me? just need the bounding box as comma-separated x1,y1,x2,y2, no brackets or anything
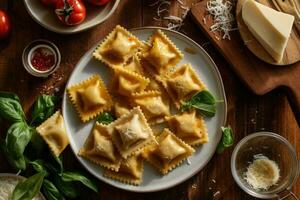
0,174,45,200
231,132,299,199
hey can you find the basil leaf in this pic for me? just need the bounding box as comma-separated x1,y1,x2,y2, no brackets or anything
180,90,217,117
52,154,63,175
31,95,59,126
12,171,46,200
217,126,234,154
54,175,78,199
29,159,49,175
96,112,115,125
1,144,26,170
0,92,20,102
62,171,98,193
0,97,25,122
42,179,65,200
190,90,216,105
5,122,32,160
191,103,216,117
30,128,46,153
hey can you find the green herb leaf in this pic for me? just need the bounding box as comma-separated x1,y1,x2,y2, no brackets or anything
31,95,59,126
62,171,98,193
180,90,217,117
29,159,49,175
5,122,32,159
4,122,33,170
217,126,234,154
12,171,46,200
30,128,46,153
191,103,216,118
42,179,65,200
96,112,115,125
0,97,25,122
0,92,21,102
190,90,216,105
54,175,78,199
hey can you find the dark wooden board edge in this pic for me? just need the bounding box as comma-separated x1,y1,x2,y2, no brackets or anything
190,1,300,124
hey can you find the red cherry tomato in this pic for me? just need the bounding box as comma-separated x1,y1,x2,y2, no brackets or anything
55,0,86,26
40,0,57,7
0,10,11,39
85,0,111,6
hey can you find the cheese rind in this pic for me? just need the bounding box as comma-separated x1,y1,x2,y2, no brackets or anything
242,0,295,62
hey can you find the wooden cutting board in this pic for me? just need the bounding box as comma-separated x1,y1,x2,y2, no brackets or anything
191,0,300,123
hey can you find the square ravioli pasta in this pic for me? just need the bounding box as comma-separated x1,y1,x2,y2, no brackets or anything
163,63,206,108
143,129,194,175
107,107,156,159
166,111,209,146
142,30,183,77
93,25,143,67
103,153,144,185
130,90,170,124
79,122,121,171
36,111,69,157
67,75,113,122
110,67,150,97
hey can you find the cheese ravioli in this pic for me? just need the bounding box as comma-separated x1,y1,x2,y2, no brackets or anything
36,111,69,156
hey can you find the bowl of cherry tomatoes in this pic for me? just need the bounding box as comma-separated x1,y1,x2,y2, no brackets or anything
23,0,120,34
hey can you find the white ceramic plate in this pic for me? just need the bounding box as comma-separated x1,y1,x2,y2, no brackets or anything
62,27,227,192
23,0,120,34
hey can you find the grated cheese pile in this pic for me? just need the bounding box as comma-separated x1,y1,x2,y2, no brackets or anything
244,154,280,191
206,0,235,40
149,0,190,31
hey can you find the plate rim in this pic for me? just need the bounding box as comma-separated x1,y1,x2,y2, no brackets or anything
62,26,227,192
22,0,120,34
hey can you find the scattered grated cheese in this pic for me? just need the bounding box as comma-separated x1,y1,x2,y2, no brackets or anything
149,0,190,31
206,0,235,40
244,154,280,191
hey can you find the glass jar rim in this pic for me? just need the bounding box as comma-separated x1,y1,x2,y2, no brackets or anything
231,131,299,199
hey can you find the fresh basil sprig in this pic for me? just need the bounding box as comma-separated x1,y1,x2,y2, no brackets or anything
96,112,115,125
54,175,78,199
12,171,47,200
0,96,25,123
61,171,99,193
42,179,65,200
4,122,33,170
31,95,59,126
180,90,218,117
217,126,234,154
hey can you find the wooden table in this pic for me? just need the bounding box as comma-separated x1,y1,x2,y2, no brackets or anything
0,0,299,199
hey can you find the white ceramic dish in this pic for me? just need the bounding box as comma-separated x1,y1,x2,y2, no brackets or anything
23,0,120,34
62,27,227,192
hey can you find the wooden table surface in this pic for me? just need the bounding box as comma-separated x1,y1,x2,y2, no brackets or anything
0,0,299,199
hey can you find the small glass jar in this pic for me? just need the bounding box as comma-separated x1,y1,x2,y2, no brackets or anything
22,39,61,77
231,132,299,199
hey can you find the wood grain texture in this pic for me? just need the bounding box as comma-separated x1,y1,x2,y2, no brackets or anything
236,0,300,65
0,0,299,199
191,0,300,124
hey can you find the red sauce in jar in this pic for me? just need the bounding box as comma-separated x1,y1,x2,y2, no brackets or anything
30,47,55,71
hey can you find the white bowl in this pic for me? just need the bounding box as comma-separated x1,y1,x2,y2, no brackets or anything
23,0,120,34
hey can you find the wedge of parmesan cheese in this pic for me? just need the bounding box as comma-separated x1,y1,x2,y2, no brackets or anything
242,0,295,63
